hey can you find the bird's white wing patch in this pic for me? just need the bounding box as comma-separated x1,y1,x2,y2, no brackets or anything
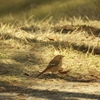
50,63,56,66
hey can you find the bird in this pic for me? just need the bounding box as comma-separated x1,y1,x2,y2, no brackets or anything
36,55,64,77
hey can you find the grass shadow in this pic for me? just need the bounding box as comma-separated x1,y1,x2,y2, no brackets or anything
32,40,100,55
54,25,100,38
11,51,41,65
0,84,100,100
0,62,23,76
19,24,100,55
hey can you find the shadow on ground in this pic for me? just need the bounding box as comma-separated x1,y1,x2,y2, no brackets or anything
0,83,100,100
20,24,100,55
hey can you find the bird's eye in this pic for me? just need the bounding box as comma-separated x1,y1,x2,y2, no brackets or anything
59,56,61,59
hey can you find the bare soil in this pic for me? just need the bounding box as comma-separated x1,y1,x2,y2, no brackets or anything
0,73,100,100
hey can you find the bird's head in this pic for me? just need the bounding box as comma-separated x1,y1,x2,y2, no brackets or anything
54,55,64,60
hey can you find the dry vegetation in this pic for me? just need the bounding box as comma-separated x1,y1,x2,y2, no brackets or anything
0,0,100,98
0,0,100,21
0,18,100,83
0,16,100,99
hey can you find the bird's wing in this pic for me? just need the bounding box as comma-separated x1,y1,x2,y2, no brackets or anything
47,59,60,68
36,58,61,77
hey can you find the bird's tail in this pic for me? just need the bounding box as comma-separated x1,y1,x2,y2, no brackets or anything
36,69,47,77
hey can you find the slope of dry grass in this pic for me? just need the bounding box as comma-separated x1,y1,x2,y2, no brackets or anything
0,0,100,21
0,18,100,85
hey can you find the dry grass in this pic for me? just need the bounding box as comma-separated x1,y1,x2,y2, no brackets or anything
0,0,100,21
0,17,100,84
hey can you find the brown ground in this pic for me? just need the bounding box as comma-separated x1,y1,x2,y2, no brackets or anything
0,73,100,100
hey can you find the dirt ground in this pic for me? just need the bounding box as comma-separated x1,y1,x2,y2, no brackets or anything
0,73,100,100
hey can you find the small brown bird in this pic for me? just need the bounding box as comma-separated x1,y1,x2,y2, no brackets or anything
36,55,64,77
